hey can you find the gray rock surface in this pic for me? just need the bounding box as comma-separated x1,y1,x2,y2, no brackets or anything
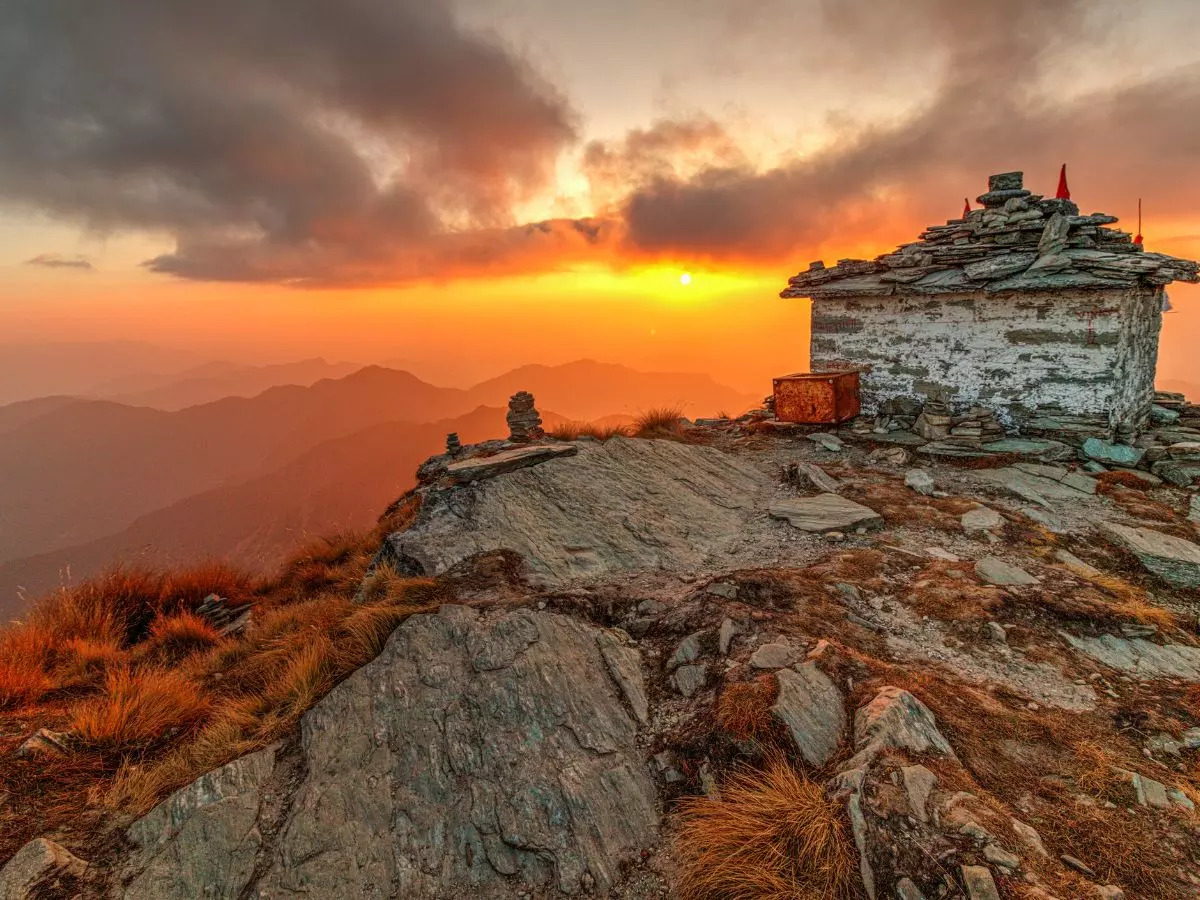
849,686,955,768
749,641,796,669
961,506,1004,531
445,443,578,484
1100,522,1200,587
1061,632,1200,680
119,606,660,899
975,556,1037,586
1082,438,1145,466
0,838,87,899
771,664,846,766
392,437,767,582
905,469,936,496
768,493,883,532
961,864,1002,900
901,765,937,823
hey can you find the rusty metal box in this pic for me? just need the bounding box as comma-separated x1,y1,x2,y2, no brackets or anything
773,370,861,424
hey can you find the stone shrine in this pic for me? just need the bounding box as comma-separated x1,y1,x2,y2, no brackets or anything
781,170,1199,438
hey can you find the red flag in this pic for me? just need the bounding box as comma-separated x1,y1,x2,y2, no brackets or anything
962,198,971,218
1055,163,1070,200
1133,197,1143,245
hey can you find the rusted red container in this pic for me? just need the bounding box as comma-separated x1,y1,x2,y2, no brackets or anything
773,370,861,424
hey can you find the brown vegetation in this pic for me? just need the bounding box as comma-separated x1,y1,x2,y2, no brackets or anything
69,668,211,754
630,407,710,443
842,477,978,531
548,420,629,441
0,494,442,861
716,675,780,742
675,759,856,900
1095,470,1154,493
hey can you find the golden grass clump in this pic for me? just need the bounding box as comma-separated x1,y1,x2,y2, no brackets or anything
631,406,707,443
140,611,224,665
715,675,780,742
675,760,856,900
549,420,629,441
0,660,53,710
69,668,211,753
1081,572,1178,631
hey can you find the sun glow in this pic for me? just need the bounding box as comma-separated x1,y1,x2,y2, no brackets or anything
679,272,692,285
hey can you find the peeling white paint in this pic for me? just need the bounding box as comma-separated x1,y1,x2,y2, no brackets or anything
809,287,1162,434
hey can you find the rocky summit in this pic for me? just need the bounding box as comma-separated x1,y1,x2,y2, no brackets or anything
5,407,1200,900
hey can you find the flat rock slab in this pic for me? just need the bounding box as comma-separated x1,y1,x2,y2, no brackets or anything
769,493,883,532
119,606,660,898
975,556,1037,586
445,443,578,484
1061,632,1200,681
771,664,846,767
1101,522,1200,588
1083,437,1146,467
393,437,768,582
976,467,1095,506
1011,462,1097,494
981,438,1073,462
961,506,1004,531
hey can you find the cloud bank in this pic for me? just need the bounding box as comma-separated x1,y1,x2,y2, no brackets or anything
1,0,1198,285
24,254,93,271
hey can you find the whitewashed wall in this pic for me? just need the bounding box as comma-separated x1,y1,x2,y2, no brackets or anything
808,286,1162,431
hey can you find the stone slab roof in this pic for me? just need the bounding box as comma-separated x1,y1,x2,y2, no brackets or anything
781,171,1199,299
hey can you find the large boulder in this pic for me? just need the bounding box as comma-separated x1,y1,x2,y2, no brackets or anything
390,437,767,582
118,606,660,899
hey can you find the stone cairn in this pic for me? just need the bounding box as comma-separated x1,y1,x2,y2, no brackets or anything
783,171,1199,300
506,391,544,442
445,432,462,454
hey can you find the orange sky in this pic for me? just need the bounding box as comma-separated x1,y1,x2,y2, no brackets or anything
3,1,1200,395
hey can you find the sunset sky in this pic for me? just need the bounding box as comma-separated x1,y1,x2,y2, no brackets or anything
3,0,1200,392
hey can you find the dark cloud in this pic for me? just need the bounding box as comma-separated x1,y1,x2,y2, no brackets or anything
24,254,93,271
0,0,577,284
607,0,1200,264
3,0,1198,284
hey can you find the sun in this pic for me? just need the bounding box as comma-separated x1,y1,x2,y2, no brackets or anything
679,272,692,286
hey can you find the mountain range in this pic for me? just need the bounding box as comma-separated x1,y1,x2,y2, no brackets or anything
0,360,758,618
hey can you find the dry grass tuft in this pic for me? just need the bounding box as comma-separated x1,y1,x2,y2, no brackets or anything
631,406,709,443
907,561,1008,622
69,668,211,754
141,611,224,665
842,478,978,531
716,675,780,742
0,660,53,710
549,420,629,441
1080,573,1179,631
1101,485,1185,526
675,759,856,900
1095,471,1154,493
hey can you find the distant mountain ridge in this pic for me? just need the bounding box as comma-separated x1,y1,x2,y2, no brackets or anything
0,360,758,617
101,358,362,410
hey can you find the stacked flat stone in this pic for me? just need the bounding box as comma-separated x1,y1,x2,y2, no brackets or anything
946,407,1004,447
914,398,952,441
445,432,462,454
868,397,921,434
782,171,1199,299
506,391,544,442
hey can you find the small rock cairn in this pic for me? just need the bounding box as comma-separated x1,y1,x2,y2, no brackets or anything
445,432,462,454
506,391,544,442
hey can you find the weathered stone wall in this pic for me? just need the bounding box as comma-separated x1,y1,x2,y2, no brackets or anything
1110,286,1164,435
809,287,1161,431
